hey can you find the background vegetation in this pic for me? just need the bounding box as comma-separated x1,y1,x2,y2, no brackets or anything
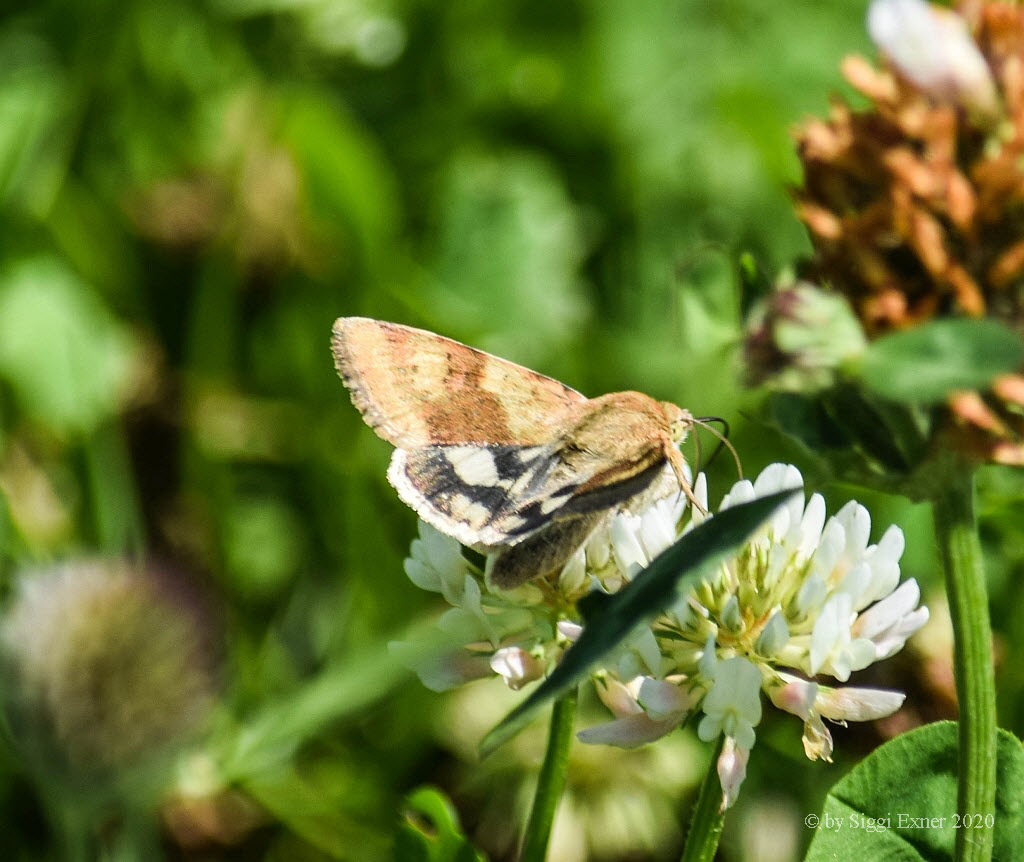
1,0,1018,859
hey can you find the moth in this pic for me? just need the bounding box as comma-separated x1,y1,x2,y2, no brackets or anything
331,317,695,589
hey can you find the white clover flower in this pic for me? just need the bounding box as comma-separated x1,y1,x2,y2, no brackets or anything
867,0,998,115
578,676,696,749
396,460,926,812
696,657,762,752
579,463,928,809
404,520,476,604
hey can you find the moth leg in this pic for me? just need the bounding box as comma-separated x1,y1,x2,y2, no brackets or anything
487,514,603,590
668,447,707,516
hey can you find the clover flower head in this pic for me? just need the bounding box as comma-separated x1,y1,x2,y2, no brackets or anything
580,464,928,808
791,0,1024,463
743,281,867,393
1,559,216,776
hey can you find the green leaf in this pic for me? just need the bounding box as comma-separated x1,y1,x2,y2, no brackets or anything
805,722,1024,860
396,786,487,862
859,319,1024,403
426,150,587,370
0,256,136,435
479,489,798,758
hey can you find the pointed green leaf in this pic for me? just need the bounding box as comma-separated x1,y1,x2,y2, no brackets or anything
479,489,797,758
859,319,1024,404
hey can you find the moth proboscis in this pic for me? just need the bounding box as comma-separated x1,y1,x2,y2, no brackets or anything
331,317,704,589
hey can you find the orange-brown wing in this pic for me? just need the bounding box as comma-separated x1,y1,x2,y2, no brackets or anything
331,317,585,448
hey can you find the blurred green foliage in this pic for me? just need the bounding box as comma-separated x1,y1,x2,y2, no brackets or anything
0,0,1020,860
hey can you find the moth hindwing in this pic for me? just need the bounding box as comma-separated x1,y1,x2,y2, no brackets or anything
332,317,693,588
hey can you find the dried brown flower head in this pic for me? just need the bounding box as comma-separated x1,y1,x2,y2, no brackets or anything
793,0,1024,464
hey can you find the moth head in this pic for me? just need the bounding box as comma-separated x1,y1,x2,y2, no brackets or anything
662,403,695,445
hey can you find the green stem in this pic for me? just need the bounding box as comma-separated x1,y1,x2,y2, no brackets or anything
933,467,996,862
83,419,144,555
520,689,577,862
680,736,726,862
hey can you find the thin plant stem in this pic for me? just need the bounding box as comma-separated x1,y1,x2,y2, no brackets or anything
680,736,726,862
519,688,577,862
83,420,144,555
933,467,996,862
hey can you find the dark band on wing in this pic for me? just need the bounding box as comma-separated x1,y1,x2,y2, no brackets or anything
500,458,666,538
396,444,553,533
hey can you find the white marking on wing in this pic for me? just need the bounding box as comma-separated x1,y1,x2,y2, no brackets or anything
452,495,493,527
447,446,500,486
517,445,548,463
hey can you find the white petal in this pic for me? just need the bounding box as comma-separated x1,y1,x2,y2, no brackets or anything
421,522,462,574
871,607,930,659
558,546,587,594
853,579,921,639
798,494,827,559
755,611,790,657
390,642,492,692
862,525,906,602
847,638,880,674
829,650,853,682
404,557,441,592
721,595,742,631
868,0,997,113
490,647,545,690
731,722,757,752
753,462,802,496
810,518,846,581
698,636,718,679
595,675,643,718
717,737,750,810
810,594,852,675
720,479,755,511
638,505,677,560
795,574,828,618
837,561,873,607
697,712,723,742
874,524,906,567
557,620,583,642
610,514,648,577
767,673,819,721
693,472,709,513
835,501,871,563
578,712,680,748
585,523,612,570
703,657,763,725
631,626,664,676
752,464,803,540
815,686,906,721
638,678,692,719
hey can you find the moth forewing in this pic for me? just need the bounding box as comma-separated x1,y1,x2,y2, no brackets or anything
331,317,584,448
332,317,696,589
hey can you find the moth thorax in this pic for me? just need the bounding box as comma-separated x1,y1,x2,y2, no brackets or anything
662,403,694,444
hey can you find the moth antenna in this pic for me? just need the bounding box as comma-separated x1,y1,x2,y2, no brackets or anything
693,416,743,479
693,415,725,472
